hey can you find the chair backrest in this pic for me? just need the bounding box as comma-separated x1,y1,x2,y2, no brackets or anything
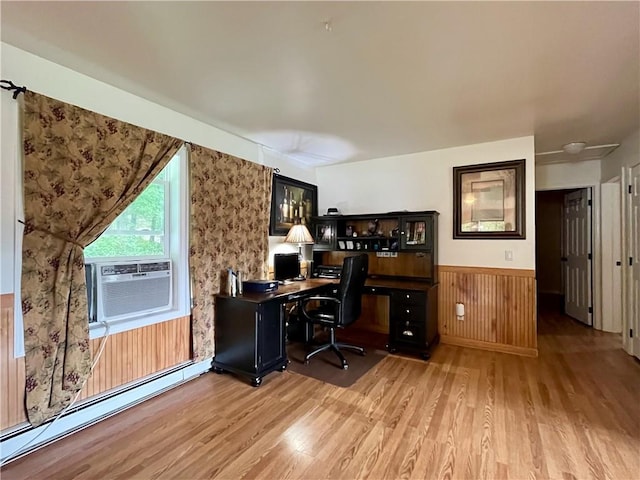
336,254,369,326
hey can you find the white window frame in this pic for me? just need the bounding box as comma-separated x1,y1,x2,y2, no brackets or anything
88,146,190,338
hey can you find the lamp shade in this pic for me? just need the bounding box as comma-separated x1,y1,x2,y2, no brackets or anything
284,224,314,244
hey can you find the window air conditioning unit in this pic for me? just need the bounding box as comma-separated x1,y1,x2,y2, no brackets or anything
96,260,172,322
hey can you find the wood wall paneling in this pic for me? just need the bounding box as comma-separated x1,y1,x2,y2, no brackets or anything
1,294,27,430
315,258,536,356
1,291,191,433
438,266,537,356
78,316,191,402
320,251,433,279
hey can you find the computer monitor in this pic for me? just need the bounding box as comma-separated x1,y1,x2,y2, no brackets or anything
274,253,301,283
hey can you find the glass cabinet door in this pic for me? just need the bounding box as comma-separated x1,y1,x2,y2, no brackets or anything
313,219,336,251
399,215,432,251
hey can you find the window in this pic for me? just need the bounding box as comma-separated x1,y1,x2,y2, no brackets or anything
85,146,191,335
85,170,169,260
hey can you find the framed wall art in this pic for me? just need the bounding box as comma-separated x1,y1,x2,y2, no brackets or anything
270,174,318,236
453,159,526,239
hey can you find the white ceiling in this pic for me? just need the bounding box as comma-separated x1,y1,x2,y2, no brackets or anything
2,1,638,167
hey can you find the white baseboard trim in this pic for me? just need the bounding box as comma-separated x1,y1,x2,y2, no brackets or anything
1,358,211,465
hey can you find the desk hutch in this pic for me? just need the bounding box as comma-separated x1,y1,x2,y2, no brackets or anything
312,210,439,359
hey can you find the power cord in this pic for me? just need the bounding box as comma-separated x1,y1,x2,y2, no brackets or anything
0,321,111,467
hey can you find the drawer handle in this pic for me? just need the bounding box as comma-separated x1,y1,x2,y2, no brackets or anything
402,330,414,337
405,321,409,326
371,288,376,292
406,294,410,299
406,309,410,314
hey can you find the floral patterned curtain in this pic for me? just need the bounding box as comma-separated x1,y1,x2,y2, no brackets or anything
21,91,182,425
189,145,272,359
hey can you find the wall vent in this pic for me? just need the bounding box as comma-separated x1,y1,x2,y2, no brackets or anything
96,261,172,321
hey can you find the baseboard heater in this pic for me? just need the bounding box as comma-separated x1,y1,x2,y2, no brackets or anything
1,360,210,464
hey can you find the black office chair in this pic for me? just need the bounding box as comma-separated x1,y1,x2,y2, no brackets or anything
300,254,369,369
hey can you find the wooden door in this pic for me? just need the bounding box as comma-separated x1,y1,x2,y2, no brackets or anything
563,189,592,325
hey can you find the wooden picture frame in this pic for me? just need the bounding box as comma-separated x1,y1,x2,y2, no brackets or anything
453,159,526,239
269,174,318,236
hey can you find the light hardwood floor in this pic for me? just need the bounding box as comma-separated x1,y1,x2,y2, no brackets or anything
2,306,639,479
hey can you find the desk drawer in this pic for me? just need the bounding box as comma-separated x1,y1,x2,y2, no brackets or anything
364,285,392,296
391,290,426,306
392,321,424,345
390,303,426,324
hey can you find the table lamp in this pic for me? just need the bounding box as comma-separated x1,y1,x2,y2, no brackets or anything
284,223,314,279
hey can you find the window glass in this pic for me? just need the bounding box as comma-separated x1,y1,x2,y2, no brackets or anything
84,170,169,259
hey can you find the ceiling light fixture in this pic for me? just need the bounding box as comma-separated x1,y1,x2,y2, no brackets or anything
562,142,587,154
535,143,620,164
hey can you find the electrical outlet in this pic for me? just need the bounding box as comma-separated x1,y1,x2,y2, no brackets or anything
505,250,513,261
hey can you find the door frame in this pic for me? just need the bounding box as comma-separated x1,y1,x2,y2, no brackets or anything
536,184,601,330
622,163,640,357
601,177,623,333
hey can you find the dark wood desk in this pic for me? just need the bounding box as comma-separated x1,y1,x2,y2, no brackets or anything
230,278,336,304
212,276,438,386
212,279,335,386
363,277,439,359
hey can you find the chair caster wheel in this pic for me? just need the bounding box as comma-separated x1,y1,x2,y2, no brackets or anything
212,366,224,374
360,350,367,356
342,363,349,370
251,377,262,387
280,364,287,371
421,352,431,361
304,360,310,365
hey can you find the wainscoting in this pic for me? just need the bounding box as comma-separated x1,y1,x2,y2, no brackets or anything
438,266,537,356
77,316,191,402
1,293,191,432
1,294,26,430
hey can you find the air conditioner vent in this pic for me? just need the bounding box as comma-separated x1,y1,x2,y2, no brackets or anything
96,261,172,321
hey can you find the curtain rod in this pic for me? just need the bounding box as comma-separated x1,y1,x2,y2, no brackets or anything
1,82,193,147
1,79,27,99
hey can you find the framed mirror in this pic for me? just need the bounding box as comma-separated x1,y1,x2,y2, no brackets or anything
453,159,526,239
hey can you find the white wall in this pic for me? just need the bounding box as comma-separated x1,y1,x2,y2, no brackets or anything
601,128,640,181
0,43,315,293
536,159,602,190
315,136,536,269
0,87,19,294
